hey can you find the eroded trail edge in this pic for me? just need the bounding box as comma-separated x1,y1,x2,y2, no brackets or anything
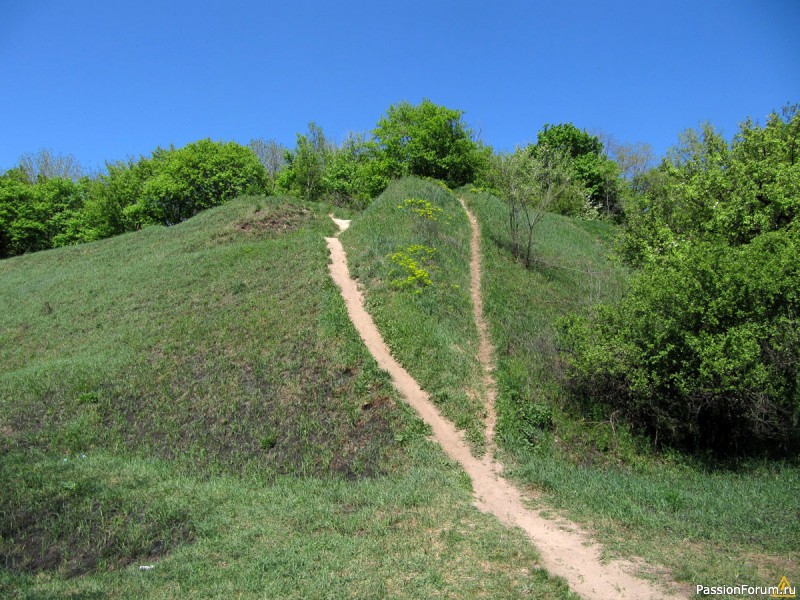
325,217,679,600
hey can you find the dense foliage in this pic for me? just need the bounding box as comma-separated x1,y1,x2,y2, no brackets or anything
0,169,87,256
0,140,267,258
533,124,622,216
276,100,486,205
372,99,488,188
563,105,800,454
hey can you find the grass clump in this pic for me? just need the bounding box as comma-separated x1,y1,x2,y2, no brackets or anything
342,177,486,450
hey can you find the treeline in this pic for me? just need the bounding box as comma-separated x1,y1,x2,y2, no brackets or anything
1,99,636,259
0,140,266,258
562,104,800,455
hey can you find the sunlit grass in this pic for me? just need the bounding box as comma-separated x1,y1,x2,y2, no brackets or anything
0,192,574,598
462,189,800,592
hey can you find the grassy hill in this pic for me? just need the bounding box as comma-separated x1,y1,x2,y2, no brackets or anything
3,177,796,597
343,180,798,590
0,192,574,598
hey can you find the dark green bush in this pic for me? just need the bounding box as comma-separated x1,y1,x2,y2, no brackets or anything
561,228,800,454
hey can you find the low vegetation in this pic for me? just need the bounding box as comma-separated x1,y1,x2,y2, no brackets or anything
0,193,574,597
342,178,487,450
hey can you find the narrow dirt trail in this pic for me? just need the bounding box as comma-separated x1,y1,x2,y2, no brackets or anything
460,198,500,467
325,216,681,600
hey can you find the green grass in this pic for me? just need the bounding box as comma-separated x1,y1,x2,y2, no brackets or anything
2,446,577,599
342,178,487,451
0,193,574,598
461,189,800,593
0,196,396,479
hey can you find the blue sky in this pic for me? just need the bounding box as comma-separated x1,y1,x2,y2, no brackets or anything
2,0,798,174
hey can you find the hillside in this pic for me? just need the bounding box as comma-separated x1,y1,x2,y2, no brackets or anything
460,189,798,589
341,180,798,591
3,177,797,597
0,193,574,597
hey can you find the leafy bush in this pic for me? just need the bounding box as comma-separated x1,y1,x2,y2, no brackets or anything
561,228,800,453
1,139,268,257
373,99,488,188
134,139,267,226
533,123,622,215
620,105,800,266
0,170,87,257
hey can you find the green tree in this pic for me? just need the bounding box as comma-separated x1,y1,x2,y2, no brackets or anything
133,139,267,226
534,123,622,215
77,157,159,239
322,133,389,208
276,123,331,201
0,171,87,256
563,228,800,453
372,99,486,187
564,104,800,454
620,106,800,265
489,146,585,267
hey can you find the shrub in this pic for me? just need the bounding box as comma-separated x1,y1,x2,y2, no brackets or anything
373,99,488,188
388,244,437,292
561,228,800,454
135,139,267,226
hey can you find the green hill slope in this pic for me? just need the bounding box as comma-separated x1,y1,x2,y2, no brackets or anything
461,190,798,588
342,180,798,589
0,193,573,598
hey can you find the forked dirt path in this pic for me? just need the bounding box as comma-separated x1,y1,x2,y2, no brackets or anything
325,215,681,600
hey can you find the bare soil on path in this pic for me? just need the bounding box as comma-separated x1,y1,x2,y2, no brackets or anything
326,214,682,599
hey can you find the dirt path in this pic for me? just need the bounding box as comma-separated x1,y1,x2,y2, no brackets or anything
325,217,681,600
460,198,500,467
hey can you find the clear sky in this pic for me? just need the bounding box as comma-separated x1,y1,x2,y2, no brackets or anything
2,0,798,174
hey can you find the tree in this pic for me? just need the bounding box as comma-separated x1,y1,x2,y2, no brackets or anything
17,148,83,183
620,106,800,265
0,170,87,256
79,157,158,238
490,146,584,267
564,104,800,454
373,99,486,187
322,133,389,208
534,123,622,215
563,228,800,453
135,139,267,226
607,140,654,185
248,138,286,194
277,123,332,201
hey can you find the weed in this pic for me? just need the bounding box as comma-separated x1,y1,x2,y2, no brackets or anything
388,244,436,291
396,198,444,221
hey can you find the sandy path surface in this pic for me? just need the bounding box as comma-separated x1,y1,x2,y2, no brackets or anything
326,216,681,599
